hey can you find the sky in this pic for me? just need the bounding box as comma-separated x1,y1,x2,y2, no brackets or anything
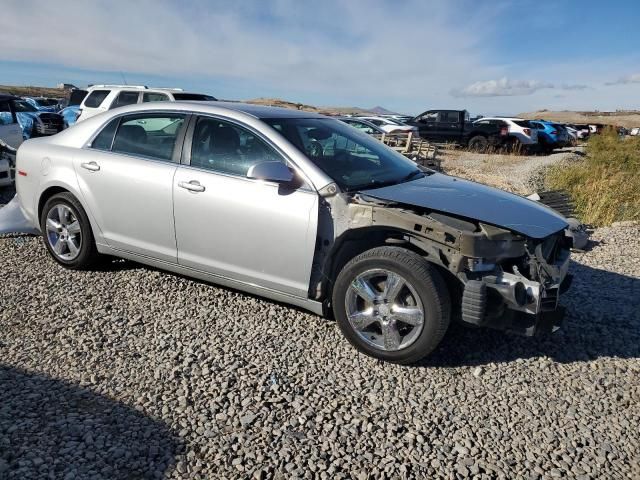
1,0,640,116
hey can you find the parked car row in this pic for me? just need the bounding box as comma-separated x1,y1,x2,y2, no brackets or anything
346,110,598,154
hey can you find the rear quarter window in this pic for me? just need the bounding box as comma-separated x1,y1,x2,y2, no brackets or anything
83,90,110,108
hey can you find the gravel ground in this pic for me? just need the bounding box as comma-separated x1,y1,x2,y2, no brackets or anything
1,187,639,479
440,147,584,195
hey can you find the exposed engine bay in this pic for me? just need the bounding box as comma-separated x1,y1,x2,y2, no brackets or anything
312,190,573,336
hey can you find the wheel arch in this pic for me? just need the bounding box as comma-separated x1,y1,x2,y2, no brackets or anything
320,226,460,310
36,182,104,245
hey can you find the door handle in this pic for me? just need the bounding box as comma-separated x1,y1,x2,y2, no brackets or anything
81,161,100,172
178,180,205,193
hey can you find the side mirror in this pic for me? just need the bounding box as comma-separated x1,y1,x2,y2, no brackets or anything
247,161,294,183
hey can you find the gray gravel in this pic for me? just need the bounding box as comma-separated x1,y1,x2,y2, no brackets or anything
1,190,639,479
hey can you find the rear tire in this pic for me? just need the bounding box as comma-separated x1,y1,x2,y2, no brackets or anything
468,135,489,152
40,192,100,269
332,247,451,364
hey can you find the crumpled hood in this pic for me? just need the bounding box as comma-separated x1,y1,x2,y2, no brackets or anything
362,173,568,239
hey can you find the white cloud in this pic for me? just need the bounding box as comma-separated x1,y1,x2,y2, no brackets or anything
560,84,589,90
0,0,501,105
605,73,640,86
451,78,554,97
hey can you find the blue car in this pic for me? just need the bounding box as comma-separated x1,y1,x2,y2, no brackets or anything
11,98,64,139
60,105,81,128
22,97,61,113
529,120,569,153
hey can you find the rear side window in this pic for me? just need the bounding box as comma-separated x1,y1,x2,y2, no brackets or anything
90,118,119,150
111,113,186,161
84,90,110,108
440,112,459,122
514,120,531,127
142,92,169,103
172,93,216,101
111,91,140,109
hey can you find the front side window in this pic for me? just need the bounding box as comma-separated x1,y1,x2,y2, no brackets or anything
142,92,169,103
417,111,438,123
190,117,284,176
346,121,376,135
12,100,38,113
111,113,186,161
111,91,140,109
0,100,15,125
264,117,425,191
84,90,110,108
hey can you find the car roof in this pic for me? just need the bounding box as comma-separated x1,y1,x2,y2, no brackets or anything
479,117,525,121
100,100,327,120
0,94,20,101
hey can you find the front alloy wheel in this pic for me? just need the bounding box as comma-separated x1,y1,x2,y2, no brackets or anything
333,246,451,364
346,269,424,351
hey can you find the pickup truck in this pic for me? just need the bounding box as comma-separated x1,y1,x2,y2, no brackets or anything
405,109,509,150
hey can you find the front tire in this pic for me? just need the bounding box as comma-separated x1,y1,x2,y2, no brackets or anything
467,135,489,152
40,192,100,269
332,247,451,364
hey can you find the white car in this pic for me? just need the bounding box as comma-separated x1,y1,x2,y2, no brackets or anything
77,85,217,123
357,116,418,135
474,117,538,148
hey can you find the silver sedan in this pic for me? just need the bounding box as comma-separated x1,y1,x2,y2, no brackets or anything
15,102,571,363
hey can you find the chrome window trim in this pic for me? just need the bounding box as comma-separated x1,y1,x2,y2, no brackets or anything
83,110,190,165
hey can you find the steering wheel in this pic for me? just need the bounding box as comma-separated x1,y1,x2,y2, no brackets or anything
307,139,324,158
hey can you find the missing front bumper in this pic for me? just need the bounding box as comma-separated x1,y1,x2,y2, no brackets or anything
460,271,572,337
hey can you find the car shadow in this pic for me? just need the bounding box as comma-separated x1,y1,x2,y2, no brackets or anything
420,260,640,367
0,366,182,478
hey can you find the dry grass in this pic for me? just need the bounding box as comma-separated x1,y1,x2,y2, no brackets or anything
0,84,68,98
519,110,640,129
546,129,640,226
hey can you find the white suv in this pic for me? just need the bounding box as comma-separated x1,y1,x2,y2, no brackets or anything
76,85,216,122
474,117,538,149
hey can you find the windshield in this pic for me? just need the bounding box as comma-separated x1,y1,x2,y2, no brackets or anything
13,100,38,113
263,117,426,191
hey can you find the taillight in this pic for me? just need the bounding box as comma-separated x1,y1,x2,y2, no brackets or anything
551,130,557,135
500,127,508,136
523,128,531,136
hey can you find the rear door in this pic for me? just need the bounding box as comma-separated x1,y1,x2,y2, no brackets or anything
438,111,462,141
0,100,24,149
172,115,318,297
73,111,187,262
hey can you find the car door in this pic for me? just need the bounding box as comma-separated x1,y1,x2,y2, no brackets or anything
0,100,24,149
73,112,188,262
413,111,439,140
173,115,318,298
438,111,461,141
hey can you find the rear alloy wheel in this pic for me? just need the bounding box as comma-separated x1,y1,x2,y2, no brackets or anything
468,135,489,152
333,247,450,364
40,192,100,269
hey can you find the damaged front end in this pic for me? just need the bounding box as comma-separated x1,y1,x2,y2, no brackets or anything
315,190,573,337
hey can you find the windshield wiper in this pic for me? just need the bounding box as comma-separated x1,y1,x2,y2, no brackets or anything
401,169,424,182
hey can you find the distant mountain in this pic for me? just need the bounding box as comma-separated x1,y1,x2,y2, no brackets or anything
369,106,401,115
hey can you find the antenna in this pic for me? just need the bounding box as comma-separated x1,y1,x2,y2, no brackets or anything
120,72,128,85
